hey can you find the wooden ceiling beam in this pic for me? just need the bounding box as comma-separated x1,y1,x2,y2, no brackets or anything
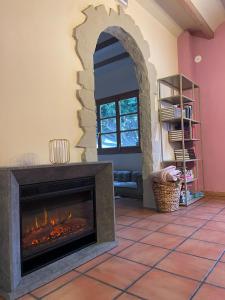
95,37,119,51
94,52,130,69
155,0,214,39
221,0,225,9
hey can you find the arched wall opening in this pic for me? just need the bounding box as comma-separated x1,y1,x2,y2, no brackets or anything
74,5,161,208
94,31,143,202
94,31,141,168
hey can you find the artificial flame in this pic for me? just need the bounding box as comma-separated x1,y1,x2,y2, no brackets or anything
35,217,39,229
50,218,56,226
44,209,48,225
23,209,88,250
30,209,72,231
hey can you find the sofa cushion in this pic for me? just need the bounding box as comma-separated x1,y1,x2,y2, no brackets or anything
131,171,142,182
113,171,131,182
114,181,137,189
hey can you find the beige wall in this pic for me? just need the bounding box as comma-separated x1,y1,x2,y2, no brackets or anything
0,0,178,166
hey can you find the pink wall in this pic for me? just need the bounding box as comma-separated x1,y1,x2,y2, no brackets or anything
178,24,225,192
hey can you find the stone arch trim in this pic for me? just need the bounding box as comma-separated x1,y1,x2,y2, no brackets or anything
73,5,161,207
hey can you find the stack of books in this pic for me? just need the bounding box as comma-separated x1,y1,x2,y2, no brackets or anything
179,169,194,182
184,105,193,119
174,149,196,161
169,130,190,141
160,106,183,121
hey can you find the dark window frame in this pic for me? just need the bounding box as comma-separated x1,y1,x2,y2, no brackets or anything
96,90,141,155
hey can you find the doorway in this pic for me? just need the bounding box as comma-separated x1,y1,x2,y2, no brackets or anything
94,32,143,210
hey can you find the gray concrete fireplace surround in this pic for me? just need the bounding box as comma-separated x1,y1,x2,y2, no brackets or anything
0,162,116,300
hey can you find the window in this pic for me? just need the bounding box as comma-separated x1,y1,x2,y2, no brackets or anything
96,90,141,154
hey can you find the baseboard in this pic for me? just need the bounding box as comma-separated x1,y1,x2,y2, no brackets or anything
204,191,225,197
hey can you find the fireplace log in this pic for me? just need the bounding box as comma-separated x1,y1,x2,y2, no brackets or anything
23,217,88,249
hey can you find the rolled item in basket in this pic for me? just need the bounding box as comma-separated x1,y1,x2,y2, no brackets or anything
152,166,181,183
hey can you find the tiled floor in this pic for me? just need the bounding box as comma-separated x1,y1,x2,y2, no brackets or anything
12,196,225,299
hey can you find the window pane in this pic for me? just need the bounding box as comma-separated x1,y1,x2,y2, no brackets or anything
96,136,99,148
120,114,138,131
96,124,99,148
119,97,137,115
101,118,116,133
100,102,116,118
101,133,117,148
121,130,139,147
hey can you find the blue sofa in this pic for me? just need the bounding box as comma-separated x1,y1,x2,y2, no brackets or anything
113,170,143,199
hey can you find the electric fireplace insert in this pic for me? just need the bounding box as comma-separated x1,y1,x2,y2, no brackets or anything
20,176,96,275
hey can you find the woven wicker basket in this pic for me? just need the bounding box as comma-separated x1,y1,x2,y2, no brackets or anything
152,181,181,212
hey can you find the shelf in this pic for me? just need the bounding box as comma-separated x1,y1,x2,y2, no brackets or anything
180,195,204,206
169,138,200,142
159,74,199,91
161,117,200,125
158,74,202,207
159,95,194,105
181,178,198,184
163,159,200,163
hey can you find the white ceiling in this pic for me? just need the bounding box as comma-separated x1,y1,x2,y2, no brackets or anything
137,0,225,38
191,0,225,31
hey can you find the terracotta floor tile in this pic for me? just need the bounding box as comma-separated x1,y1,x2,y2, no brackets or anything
172,216,206,228
201,200,225,208
17,295,36,300
141,232,185,249
43,275,120,300
220,253,225,262
116,215,140,226
117,227,150,241
87,256,148,289
191,206,222,214
192,228,225,244
206,262,225,288
118,242,169,266
193,284,225,300
117,293,141,299
125,208,155,218
169,209,186,216
217,209,225,216
203,220,225,232
116,224,127,231
108,237,134,255
177,239,224,260
76,253,112,273
128,269,199,300
116,208,132,217
147,214,178,223
158,223,196,237
217,209,225,215
184,211,214,220
32,271,79,298
131,219,165,231
213,214,225,222
157,252,214,281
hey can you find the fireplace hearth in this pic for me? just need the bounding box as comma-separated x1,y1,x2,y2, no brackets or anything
0,162,115,300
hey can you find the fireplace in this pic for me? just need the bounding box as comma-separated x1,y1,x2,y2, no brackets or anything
0,162,115,300
20,177,96,275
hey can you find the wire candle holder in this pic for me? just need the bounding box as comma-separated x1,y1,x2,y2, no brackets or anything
49,139,70,164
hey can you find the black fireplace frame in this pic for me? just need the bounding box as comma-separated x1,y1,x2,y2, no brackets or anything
19,176,97,275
